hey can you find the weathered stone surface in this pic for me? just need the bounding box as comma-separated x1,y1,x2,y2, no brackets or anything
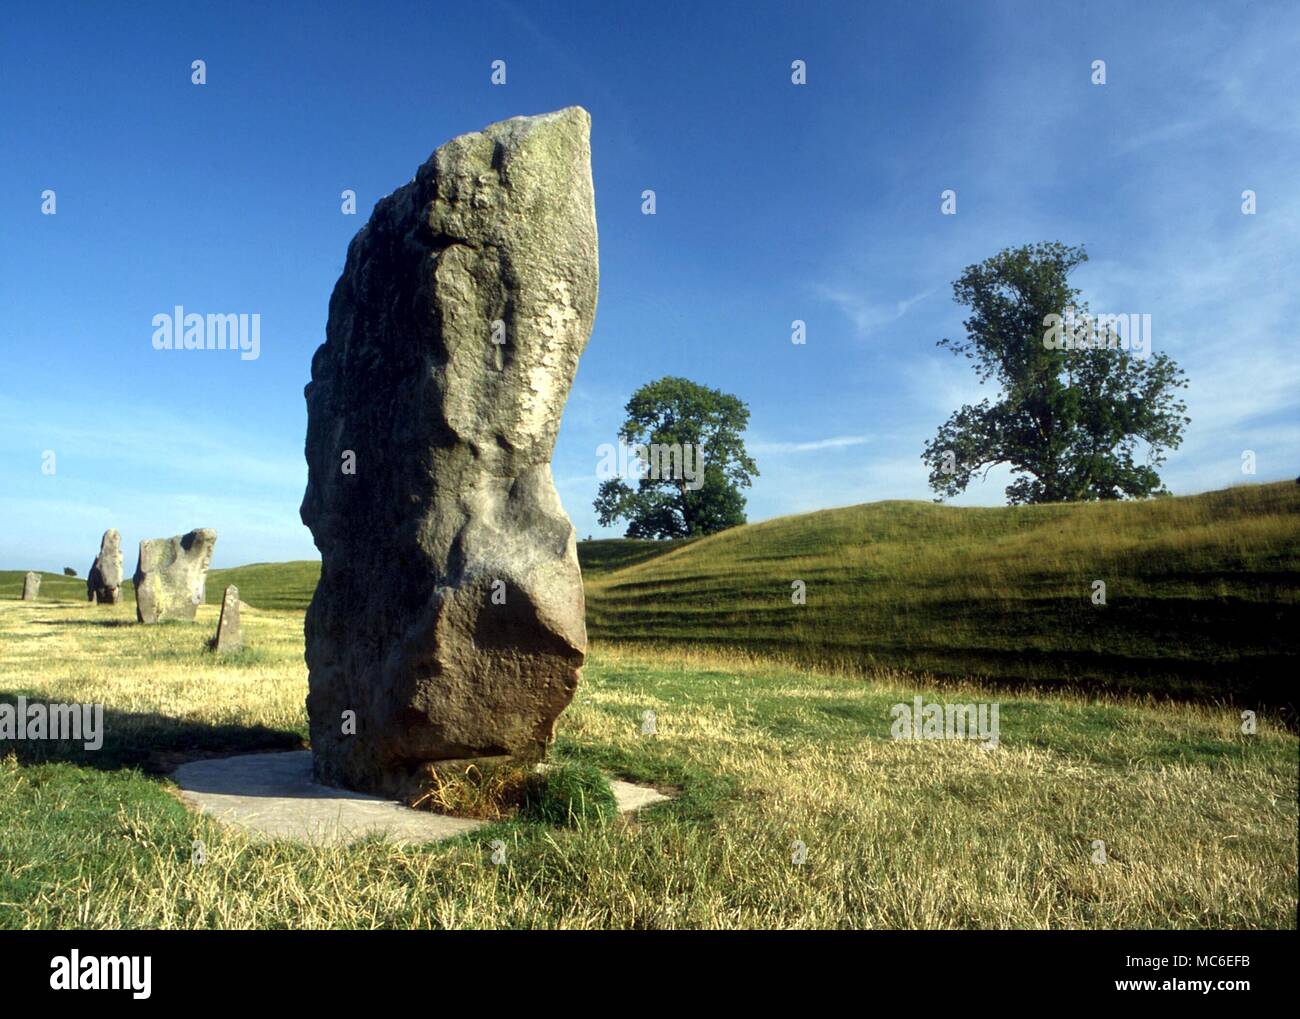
86,528,123,604
20,572,40,601
133,529,217,624
301,107,598,799
212,584,242,652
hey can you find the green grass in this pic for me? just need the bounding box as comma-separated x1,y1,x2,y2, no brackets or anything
577,538,691,574
0,601,1294,928
0,571,88,603
7,481,1297,710
201,560,321,611
523,761,618,826
585,481,1300,711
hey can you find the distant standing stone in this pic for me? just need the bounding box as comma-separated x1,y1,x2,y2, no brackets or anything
20,572,40,601
86,528,124,605
133,529,217,624
212,584,242,653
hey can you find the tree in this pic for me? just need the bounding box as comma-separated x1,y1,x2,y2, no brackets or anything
922,242,1189,504
595,376,758,538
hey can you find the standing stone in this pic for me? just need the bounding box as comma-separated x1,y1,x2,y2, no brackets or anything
86,528,124,605
301,107,598,799
20,572,40,601
212,585,242,653
133,529,217,624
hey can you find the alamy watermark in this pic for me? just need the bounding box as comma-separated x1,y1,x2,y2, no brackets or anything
1043,306,1150,358
50,951,150,999
596,439,705,491
0,696,104,750
151,305,261,361
890,695,999,747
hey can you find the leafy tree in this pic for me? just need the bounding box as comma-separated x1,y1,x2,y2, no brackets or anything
922,242,1189,504
595,376,758,538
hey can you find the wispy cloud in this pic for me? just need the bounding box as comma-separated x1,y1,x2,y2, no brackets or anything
0,397,306,493
811,284,935,338
751,435,871,454
0,397,314,569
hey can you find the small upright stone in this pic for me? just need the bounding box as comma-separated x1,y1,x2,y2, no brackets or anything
212,585,242,653
133,529,217,624
86,528,124,605
20,572,40,601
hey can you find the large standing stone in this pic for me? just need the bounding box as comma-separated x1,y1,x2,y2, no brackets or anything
86,528,124,604
20,572,40,601
133,529,217,624
212,584,242,653
301,107,598,799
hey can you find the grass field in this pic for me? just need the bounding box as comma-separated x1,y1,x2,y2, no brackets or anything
3,483,1295,928
1,597,1295,929
584,481,1300,712
9,481,1297,711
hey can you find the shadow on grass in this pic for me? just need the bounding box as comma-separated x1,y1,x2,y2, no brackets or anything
31,618,136,628
0,690,304,774
593,632,1299,728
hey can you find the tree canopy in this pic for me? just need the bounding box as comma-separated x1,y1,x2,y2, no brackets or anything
594,376,758,538
922,242,1189,504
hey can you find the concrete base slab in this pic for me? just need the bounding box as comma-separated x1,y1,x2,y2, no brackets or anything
173,751,485,846
608,779,670,812
172,750,669,846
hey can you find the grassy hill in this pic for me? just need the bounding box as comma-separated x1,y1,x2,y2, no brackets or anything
577,537,691,573
5,481,1297,709
585,481,1300,710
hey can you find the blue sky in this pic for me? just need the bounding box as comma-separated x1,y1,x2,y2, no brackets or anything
2,0,1297,571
